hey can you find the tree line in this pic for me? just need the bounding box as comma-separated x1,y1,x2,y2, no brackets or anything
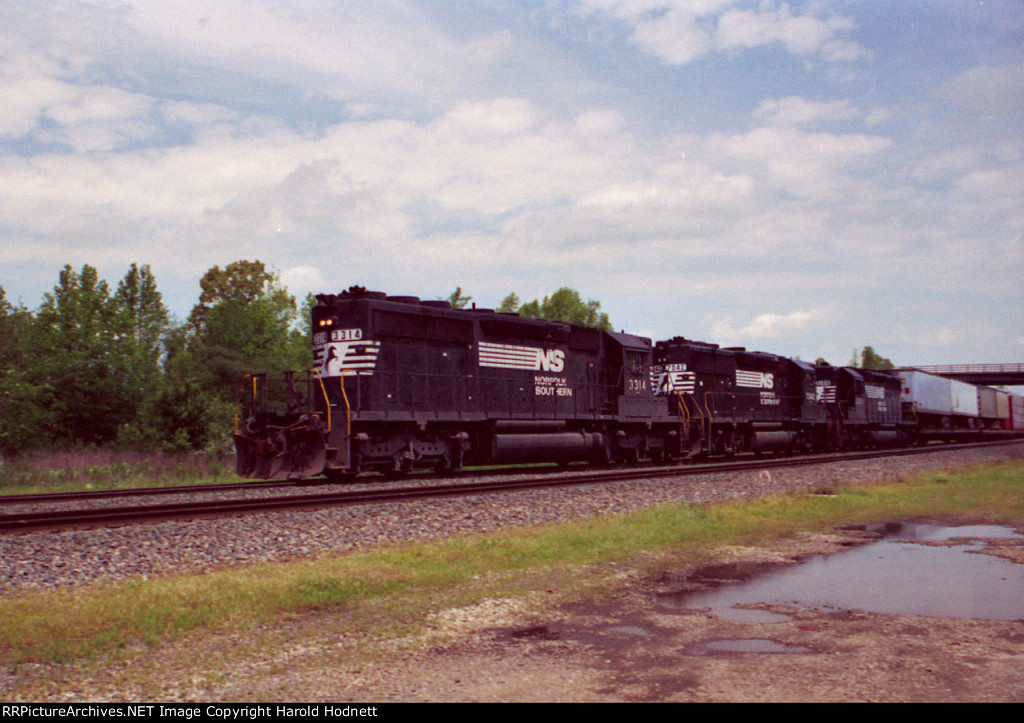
0,261,310,456
446,287,613,331
0,266,615,457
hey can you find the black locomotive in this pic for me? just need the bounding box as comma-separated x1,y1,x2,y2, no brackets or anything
653,337,829,458
235,286,676,478
233,286,1009,480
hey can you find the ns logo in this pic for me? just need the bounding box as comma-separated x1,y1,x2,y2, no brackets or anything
537,348,565,372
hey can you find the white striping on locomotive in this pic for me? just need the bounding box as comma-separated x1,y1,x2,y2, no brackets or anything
315,340,381,377
478,341,565,373
655,370,696,395
736,370,775,389
865,384,886,399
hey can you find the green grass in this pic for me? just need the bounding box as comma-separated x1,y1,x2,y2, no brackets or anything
1,458,1022,666
0,448,236,494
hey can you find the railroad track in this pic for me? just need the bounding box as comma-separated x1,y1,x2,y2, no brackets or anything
2,440,1020,535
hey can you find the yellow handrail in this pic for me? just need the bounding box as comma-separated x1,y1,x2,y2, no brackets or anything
310,368,332,433
338,374,351,436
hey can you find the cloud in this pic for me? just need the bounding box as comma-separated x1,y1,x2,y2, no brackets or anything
280,265,326,301
119,0,514,109
753,96,859,127
710,308,823,342
937,63,1024,118
572,0,867,65
0,1,1020,369
707,125,891,197
715,4,868,62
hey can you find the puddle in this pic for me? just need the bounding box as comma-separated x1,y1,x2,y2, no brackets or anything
679,638,811,656
656,523,1024,622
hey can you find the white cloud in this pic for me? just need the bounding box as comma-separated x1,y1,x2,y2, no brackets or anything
280,265,326,301
937,63,1024,117
440,97,539,136
120,0,512,108
573,0,866,65
753,96,858,127
715,5,867,62
710,308,823,342
0,1,1020,368
708,126,892,197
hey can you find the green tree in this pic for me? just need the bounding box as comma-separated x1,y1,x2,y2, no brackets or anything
163,260,308,451
500,287,613,330
496,292,520,313
31,265,134,444
113,264,171,404
187,260,307,376
0,287,51,454
857,346,895,370
446,287,473,309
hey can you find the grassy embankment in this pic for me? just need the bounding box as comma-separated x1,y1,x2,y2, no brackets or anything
0,448,236,494
1,458,1022,667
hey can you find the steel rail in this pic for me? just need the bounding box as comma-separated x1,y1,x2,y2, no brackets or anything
0,478,302,505
2,440,1020,536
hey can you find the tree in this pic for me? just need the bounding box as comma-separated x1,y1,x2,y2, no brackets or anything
857,346,895,370
499,287,613,330
188,260,282,330
0,287,51,454
31,265,133,444
163,260,308,451
446,287,473,309
186,260,306,375
112,264,171,407
496,292,520,313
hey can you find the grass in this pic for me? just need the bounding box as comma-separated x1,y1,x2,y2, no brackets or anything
0,448,236,494
1,458,1022,668
0,448,555,495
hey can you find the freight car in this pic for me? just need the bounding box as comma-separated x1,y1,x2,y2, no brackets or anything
895,369,1017,441
1010,392,1024,431
234,287,1018,479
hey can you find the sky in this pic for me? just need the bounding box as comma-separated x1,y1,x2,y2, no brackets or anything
1,0,1021,367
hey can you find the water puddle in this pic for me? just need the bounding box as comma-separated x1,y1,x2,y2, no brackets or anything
679,638,811,656
605,624,657,638
656,523,1024,622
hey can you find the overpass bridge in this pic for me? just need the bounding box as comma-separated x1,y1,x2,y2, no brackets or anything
905,364,1024,387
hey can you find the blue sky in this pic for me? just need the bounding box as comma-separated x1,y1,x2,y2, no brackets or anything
1,0,1021,367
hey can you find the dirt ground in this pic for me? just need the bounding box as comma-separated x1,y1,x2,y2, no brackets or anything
6,517,1024,702
294,518,1024,703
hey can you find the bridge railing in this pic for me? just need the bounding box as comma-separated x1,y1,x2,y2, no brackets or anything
915,364,1024,374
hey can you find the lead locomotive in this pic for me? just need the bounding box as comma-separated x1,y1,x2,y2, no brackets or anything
235,286,674,478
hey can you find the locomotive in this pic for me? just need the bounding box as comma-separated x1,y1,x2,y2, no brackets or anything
233,286,1020,479
235,286,675,479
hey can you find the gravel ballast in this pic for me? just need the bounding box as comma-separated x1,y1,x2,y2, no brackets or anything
2,443,1022,593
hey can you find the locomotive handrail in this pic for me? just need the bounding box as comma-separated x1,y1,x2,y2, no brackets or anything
310,369,332,434
234,374,261,434
337,373,351,435
674,392,689,430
